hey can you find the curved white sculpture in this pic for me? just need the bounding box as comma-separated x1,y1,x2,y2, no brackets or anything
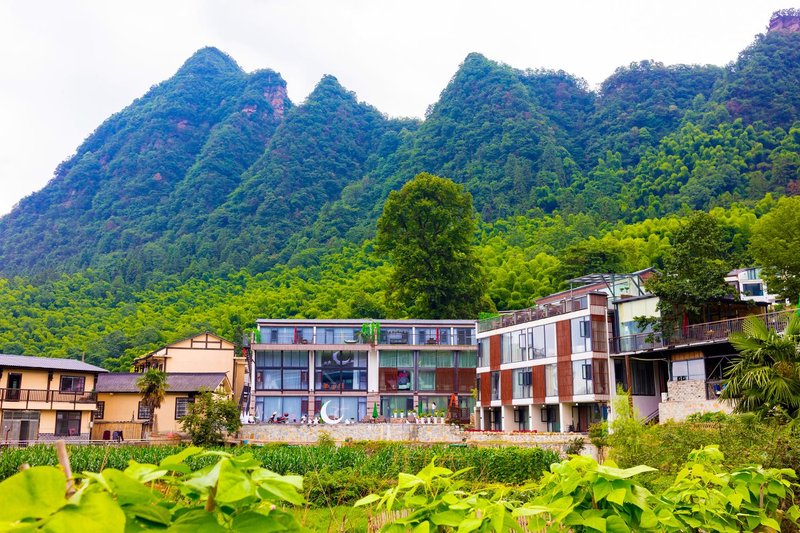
319,400,342,425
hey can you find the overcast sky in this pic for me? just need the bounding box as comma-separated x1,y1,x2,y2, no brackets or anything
0,0,791,215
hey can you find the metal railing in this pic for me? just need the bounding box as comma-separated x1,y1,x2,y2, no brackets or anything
0,388,97,409
610,310,793,354
478,296,589,333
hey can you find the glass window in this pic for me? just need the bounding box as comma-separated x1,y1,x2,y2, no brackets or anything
318,327,361,344
571,317,592,353
631,360,655,396
94,401,105,420
742,283,764,296
255,396,307,422
55,411,81,436
532,324,557,359
418,395,448,414
573,359,593,395
491,371,500,400
417,328,439,345
501,333,512,363
381,396,414,416
672,359,705,381
477,338,489,366
316,396,366,422
138,402,151,420
513,368,532,399
175,397,194,419
254,351,310,391
59,376,85,393
380,328,412,345
458,351,477,368
455,328,475,345
545,364,558,397
316,351,368,391
260,327,312,344
418,370,436,390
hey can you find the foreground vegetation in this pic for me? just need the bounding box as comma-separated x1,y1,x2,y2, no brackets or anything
1,443,796,532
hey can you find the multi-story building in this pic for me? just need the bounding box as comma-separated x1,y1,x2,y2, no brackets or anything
0,354,106,442
248,319,477,422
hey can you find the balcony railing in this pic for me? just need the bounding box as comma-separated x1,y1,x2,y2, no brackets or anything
478,296,589,333
611,310,793,354
0,388,97,409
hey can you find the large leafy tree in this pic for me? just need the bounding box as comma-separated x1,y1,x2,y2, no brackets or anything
722,313,800,420
136,369,168,433
375,172,490,318
750,196,800,304
180,389,241,446
646,212,731,328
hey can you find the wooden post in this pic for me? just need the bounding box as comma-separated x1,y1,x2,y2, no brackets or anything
55,440,75,496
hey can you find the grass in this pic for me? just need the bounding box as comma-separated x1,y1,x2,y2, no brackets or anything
290,506,371,532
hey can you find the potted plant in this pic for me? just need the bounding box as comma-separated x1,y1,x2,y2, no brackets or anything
392,409,399,419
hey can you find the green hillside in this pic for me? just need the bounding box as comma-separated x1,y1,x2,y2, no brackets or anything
1,22,800,368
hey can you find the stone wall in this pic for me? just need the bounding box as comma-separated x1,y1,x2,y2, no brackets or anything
666,379,706,402
659,399,733,422
241,422,597,458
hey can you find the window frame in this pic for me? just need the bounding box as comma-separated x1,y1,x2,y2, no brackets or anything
94,401,105,420
55,411,82,436
175,397,194,419
59,375,85,393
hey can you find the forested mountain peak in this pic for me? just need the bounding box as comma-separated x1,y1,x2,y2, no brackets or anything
174,46,244,78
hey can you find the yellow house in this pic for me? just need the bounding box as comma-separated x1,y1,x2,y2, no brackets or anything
132,332,246,405
0,354,107,442
94,372,232,438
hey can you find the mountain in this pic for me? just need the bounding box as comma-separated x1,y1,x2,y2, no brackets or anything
1,22,800,283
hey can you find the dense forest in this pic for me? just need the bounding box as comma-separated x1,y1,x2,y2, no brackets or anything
1,21,800,370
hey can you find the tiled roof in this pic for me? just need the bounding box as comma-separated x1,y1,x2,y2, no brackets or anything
0,354,108,373
96,372,227,393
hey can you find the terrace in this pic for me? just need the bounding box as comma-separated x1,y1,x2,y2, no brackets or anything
478,296,589,333
611,310,793,354
0,388,97,409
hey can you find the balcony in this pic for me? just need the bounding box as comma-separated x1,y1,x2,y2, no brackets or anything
478,296,589,333
611,310,792,354
0,388,97,409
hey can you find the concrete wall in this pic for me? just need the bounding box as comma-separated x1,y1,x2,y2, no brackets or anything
659,399,733,422
241,422,597,458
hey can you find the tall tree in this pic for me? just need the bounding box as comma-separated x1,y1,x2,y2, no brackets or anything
136,369,168,434
646,212,731,328
722,313,800,421
375,172,490,318
750,196,800,304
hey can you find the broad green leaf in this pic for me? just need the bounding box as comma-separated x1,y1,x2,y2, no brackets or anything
103,469,158,505
431,510,465,526
167,508,225,532
0,466,67,523
124,461,169,483
605,515,631,533
159,446,202,468
126,503,171,526
182,461,222,493
596,464,656,479
41,490,125,533
214,459,255,504
592,478,612,502
411,522,430,533
606,487,626,506
354,494,380,507
457,517,485,533
231,510,300,532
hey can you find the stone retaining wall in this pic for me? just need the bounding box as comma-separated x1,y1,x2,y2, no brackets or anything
241,422,597,458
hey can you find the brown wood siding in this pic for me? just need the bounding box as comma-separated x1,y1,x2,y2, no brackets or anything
558,360,573,401
591,315,608,353
532,365,546,403
457,368,476,393
555,319,573,401
379,368,398,392
436,368,456,392
480,371,491,404
592,358,610,395
489,335,501,370
501,369,513,403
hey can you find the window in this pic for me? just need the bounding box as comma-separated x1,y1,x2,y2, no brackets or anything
531,324,557,359
457,351,477,368
571,318,592,353
573,359,593,395
59,375,85,393
315,396,366,422
175,397,194,419
512,368,532,399
319,327,360,344
138,402,152,420
630,360,655,396
477,339,489,366
672,359,705,381
742,283,764,296
379,350,414,392
545,364,558,397
255,396,308,422
745,268,759,280
260,327,312,344
455,328,475,345
55,411,81,436
501,333,513,363
94,401,105,420
380,328,411,344
490,371,500,401
316,351,368,391
255,350,309,391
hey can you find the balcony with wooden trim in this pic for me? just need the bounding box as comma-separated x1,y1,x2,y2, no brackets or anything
0,388,98,410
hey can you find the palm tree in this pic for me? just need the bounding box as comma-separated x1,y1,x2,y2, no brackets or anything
722,313,800,420
137,369,168,435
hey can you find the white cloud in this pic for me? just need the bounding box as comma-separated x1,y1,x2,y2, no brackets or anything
0,0,788,215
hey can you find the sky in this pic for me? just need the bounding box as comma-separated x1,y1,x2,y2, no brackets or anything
0,0,791,216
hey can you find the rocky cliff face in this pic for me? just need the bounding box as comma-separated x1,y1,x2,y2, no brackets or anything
769,9,800,32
